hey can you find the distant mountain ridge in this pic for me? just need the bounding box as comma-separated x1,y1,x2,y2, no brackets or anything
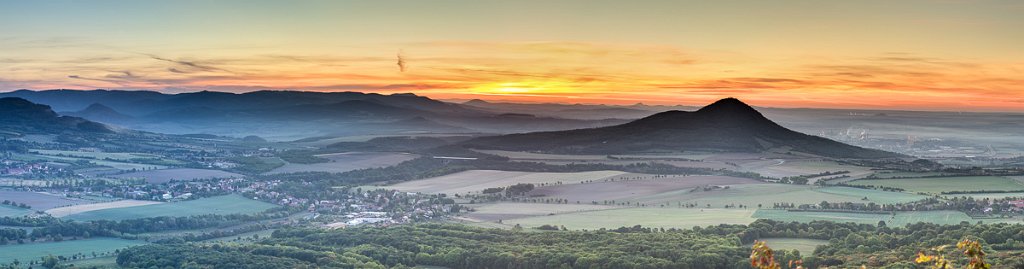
0,97,112,134
65,103,135,124
0,89,483,117
1,90,626,139
463,98,901,159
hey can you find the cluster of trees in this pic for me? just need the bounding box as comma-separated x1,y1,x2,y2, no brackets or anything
731,220,1024,268
0,200,30,209
0,138,32,153
110,220,1024,269
833,182,906,192
0,209,291,244
480,183,537,197
118,223,752,269
774,170,849,185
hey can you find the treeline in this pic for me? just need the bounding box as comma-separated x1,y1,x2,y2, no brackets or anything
1,199,30,209
113,220,1024,269
942,189,1024,195
277,149,328,164
118,223,751,269
832,182,906,192
773,170,849,185
0,208,294,244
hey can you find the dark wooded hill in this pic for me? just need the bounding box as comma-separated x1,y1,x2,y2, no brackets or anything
462,98,901,159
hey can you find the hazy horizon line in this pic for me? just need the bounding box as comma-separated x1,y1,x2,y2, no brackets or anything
4,87,1023,115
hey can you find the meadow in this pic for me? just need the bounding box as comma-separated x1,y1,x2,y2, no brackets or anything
463,202,620,222
747,238,828,254
749,209,1020,226
387,170,629,194
472,185,946,230
0,205,31,217
45,200,163,217
0,190,86,210
848,176,1024,194
745,159,871,180
528,175,761,204
503,207,757,230
61,256,119,269
534,182,927,208
63,195,277,221
0,237,146,264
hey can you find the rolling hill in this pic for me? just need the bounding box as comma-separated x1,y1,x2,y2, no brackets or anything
462,98,901,159
0,97,113,134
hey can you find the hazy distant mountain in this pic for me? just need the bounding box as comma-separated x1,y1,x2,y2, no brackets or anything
461,99,663,120
1,90,626,139
65,103,135,124
463,98,900,159
0,97,112,134
387,116,470,132
0,90,485,117
0,89,168,113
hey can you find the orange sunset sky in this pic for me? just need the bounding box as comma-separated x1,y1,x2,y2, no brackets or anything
1,0,1023,111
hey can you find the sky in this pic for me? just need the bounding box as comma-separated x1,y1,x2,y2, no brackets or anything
1,0,1023,111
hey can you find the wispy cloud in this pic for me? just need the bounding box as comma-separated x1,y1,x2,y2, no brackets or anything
145,54,233,73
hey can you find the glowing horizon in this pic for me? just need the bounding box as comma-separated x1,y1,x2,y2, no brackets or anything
2,0,1023,112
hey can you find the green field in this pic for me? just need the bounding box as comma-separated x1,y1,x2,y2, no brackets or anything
0,237,145,264
202,229,278,243
64,195,278,221
0,205,32,217
848,176,1024,194
746,238,828,254
503,208,756,230
628,184,927,208
942,192,1024,199
751,209,1022,226
62,256,121,269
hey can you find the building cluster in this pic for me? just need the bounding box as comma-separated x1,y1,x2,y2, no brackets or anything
0,159,71,178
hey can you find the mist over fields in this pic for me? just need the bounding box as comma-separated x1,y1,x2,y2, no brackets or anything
2,90,1023,268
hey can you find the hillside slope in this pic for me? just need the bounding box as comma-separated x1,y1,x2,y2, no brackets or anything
463,98,900,159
